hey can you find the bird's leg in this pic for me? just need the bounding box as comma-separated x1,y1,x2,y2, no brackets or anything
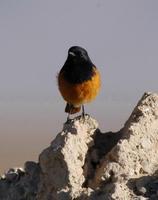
82,105,85,119
67,113,70,122
66,104,71,123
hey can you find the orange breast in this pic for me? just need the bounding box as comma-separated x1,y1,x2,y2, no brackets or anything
58,68,101,106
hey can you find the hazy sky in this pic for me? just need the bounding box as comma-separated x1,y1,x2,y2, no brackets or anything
0,0,158,173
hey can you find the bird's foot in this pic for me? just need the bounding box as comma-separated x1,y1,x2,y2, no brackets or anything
65,116,72,124
80,113,90,123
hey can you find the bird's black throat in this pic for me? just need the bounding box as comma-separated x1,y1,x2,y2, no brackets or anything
62,59,95,84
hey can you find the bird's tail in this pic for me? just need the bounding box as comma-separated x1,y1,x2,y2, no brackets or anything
65,103,81,114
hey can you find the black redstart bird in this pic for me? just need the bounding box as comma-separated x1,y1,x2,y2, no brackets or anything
58,46,101,120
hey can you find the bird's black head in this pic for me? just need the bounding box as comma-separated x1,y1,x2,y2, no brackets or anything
67,46,92,65
62,46,95,84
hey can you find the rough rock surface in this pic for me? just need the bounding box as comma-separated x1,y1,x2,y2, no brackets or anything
0,92,158,200
89,92,158,200
37,116,98,200
0,162,40,200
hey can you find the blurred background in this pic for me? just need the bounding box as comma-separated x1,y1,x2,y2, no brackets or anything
0,0,158,173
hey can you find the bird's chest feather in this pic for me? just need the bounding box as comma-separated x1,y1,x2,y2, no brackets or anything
58,68,101,106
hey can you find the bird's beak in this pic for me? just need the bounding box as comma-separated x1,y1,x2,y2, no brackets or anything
69,52,76,56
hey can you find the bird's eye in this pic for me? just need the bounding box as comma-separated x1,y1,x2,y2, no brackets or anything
80,54,84,57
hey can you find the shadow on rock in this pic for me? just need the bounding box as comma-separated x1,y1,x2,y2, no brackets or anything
127,170,158,199
83,128,123,188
